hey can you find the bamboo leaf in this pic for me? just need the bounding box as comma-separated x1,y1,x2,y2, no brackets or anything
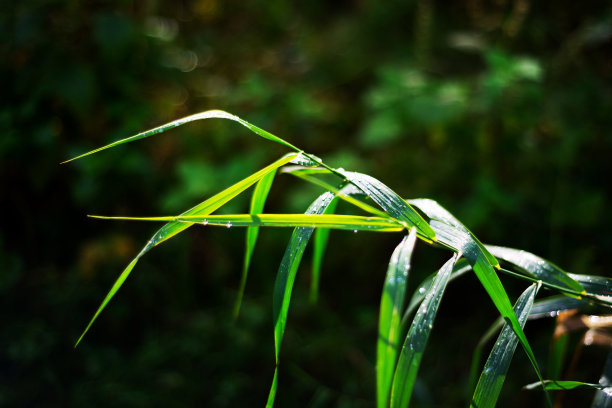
471,282,541,408
338,170,436,241
529,296,588,320
377,228,418,408
310,197,339,303
592,348,612,407
63,110,300,163
267,192,336,407
524,380,607,392
409,198,498,268
390,254,459,408
90,213,405,231
75,154,297,346
234,170,277,318
568,273,612,306
430,220,550,405
487,245,585,295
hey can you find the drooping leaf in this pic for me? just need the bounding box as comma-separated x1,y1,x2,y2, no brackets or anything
471,282,541,408
63,110,300,163
338,170,436,241
524,380,607,392
487,245,585,295
90,213,405,231
430,220,549,404
377,228,418,408
403,258,472,321
592,348,612,407
234,169,277,318
310,196,339,303
529,296,588,320
267,192,336,407
409,198,498,268
568,273,612,306
75,154,298,346
390,254,458,408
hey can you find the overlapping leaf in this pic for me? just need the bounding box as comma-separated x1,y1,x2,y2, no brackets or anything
471,282,540,408
267,192,336,407
592,348,612,407
74,154,298,346
390,254,458,408
377,228,417,408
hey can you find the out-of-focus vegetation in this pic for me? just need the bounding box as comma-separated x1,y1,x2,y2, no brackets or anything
2,1,612,406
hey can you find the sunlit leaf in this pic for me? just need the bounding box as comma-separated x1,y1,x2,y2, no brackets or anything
524,380,607,392
75,154,297,346
390,254,458,408
487,245,585,295
310,196,339,303
338,170,436,241
63,110,300,163
90,213,405,231
234,169,277,318
377,228,417,408
471,282,540,408
267,192,336,407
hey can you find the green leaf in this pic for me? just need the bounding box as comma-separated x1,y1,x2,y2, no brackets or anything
310,196,339,303
267,192,336,407
592,348,612,407
487,245,585,295
338,170,436,241
430,220,550,405
234,170,277,318
524,380,607,392
409,198,498,268
403,258,471,322
390,254,458,408
75,154,298,346
471,282,541,408
568,273,612,306
63,110,300,163
90,213,406,231
529,296,587,320
377,228,418,408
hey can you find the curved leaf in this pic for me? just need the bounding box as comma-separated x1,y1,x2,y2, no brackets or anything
568,273,612,306
267,192,336,407
75,154,297,346
525,380,607,392
487,245,585,295
390,254,458,408
529,296,588,320
63,110,300,163
234,169,277,318
338,170,436,241
377,228,418,408
471,282,541,408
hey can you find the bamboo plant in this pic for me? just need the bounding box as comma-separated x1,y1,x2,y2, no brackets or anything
65,110,612,407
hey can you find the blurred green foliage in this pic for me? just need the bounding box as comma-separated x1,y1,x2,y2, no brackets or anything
2,0,612,406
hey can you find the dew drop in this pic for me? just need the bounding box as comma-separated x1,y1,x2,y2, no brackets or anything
226,221,232,228
353,229,358,234
418,287,426,295
202,219,208,226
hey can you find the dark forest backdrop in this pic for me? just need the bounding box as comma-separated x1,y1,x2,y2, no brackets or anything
2,1,612,406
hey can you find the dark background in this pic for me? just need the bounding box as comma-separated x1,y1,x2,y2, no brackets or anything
2,1,612,406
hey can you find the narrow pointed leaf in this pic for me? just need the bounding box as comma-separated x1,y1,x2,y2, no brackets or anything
64,110,300,163
568,273,612,306
338,170,436,241
310,196,339,303
529,296,588,320
471,282,541,408
403,258,472,321
267,192,336,407
524,380,607,392
430,220,549,403
75,154,297,346
234,170,277,318
592,348,612,407
409,198,498,267
487,245,585,295
377,228,418,408
91,213,405,231
390,254,458,408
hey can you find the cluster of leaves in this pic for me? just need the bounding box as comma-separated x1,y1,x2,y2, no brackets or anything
68,111,612,407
